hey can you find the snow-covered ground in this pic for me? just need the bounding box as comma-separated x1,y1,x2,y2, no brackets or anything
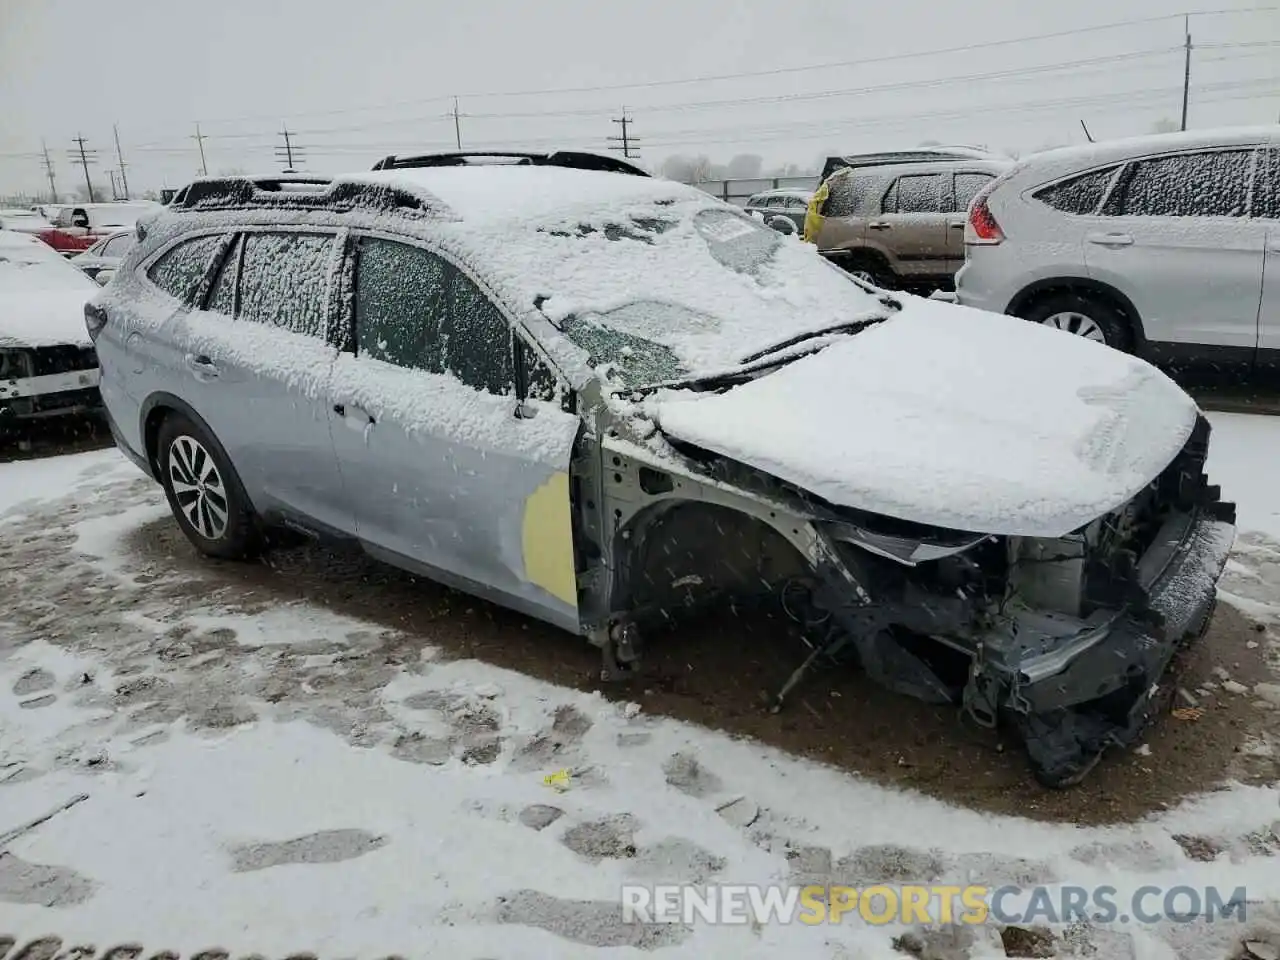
0,412,1277,959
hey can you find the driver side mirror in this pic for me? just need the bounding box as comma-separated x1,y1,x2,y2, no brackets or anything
94,269,116,286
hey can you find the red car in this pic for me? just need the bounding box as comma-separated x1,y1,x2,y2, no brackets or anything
36,202,158,256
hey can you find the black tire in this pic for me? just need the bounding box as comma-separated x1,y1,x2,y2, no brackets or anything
1019,291,1133,352
840,254,896,291
156,412,261,561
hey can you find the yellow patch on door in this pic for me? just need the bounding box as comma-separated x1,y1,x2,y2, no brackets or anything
521,471,578,609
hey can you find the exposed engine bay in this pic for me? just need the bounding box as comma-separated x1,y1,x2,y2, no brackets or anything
591,414,1236,788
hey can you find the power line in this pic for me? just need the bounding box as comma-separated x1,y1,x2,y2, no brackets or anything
68,135,98,203
157,6,1280,126
275,125,306,171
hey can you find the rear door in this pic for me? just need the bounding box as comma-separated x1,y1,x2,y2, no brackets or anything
177,228,352,534
1083,147,1264,351
875,172,949,281
328,234,582,631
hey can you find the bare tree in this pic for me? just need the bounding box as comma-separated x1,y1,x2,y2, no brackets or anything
725,154,763,179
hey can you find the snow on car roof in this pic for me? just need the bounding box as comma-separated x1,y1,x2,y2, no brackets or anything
338,167,895,382
1017,125,1280,176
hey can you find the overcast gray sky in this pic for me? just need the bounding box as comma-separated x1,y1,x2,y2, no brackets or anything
1,0,1277,197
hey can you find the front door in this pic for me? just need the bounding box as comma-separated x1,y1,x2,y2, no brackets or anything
328,234,582,631
1083,147,1265,352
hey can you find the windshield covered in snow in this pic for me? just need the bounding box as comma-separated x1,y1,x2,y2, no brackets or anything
468,194,891,388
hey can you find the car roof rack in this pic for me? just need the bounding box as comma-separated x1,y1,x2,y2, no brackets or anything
171,174,437,216
820,147,1004,180
370,150,650,178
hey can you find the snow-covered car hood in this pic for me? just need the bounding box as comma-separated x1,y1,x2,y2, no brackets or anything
0,233,99,348
650,297,1200,537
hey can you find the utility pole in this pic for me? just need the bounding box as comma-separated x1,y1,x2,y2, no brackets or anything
608,108,640,160
452,97,462,150
113,123,130,199
1180,14,1192,132
69,134,98,203
40,140,58,203
192,123,208,176
275,125,306,172
108,169,120,200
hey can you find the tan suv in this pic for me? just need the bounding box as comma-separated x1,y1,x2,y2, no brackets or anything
805,158,1011,291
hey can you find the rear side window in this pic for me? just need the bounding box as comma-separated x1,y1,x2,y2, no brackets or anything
102,235,132,257
1104,150,1253,218
823,173,878,217
146,233,223,303
355,237,448,373
884,174,943,214
953,173,994,211
238,232,335,338
444,270,513,395
1033,166,1118,214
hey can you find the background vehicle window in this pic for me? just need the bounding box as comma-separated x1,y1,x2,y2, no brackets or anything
238,232,334,337
355,237,448,373
146,233,223,303
887,174,943,214
443,270,513,395
102,235,132,257
953,173,994,211
1257,149,1279,219
1034,167,1118,214
824,173,877,217
207,236,240,316
1105,150,1252,217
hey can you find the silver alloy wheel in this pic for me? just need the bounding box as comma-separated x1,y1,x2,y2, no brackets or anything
1040,310,1107,343
167,435,229,541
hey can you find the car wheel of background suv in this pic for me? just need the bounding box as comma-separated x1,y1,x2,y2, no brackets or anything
839,254,896,290
156,412,262,561
1019,292,1132,352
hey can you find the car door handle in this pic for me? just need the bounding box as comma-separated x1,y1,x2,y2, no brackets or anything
948,221,966,229
1086,232,1134,247
184,353,219,377
868,221,892,230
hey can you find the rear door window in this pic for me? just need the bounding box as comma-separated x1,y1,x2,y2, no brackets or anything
885,174,944,214
953,173,994,211
354,237,448,373
238,232,336,338
206,236,240,316
146,233,224,303
1034,166,1118,214
1103,150,1253,218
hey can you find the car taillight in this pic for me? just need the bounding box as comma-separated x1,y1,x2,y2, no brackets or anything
85,302,109,342
967,196,1004,244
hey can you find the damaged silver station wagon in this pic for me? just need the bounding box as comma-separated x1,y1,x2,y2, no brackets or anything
88,152,1236,788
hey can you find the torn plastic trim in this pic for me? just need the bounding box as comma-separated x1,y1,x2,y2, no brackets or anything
823,519,990,567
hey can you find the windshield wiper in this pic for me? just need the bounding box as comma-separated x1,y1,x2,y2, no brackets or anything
738,314,888,365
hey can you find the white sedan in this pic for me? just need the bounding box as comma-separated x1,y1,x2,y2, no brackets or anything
0,229,103,421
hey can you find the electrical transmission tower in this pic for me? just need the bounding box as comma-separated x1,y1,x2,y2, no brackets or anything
275,125,307,172
608,109,640,160
68,134,99,203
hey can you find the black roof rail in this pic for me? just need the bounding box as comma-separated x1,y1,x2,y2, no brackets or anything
172,175,437,216
370,150,650,177
820,148,1004,181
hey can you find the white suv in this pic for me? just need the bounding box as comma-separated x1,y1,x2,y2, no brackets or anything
955,127,1279,365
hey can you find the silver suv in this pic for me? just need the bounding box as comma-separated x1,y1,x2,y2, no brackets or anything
88,153,1235,786
956,126,1280,362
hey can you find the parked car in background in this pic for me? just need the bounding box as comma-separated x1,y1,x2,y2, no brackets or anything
0,209,54,235
71,229,134,283
89,158,1234,786
0,230,102,422
955,127,1279,365
744,189,811,234
804,156,1012,291
37,201,159,256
